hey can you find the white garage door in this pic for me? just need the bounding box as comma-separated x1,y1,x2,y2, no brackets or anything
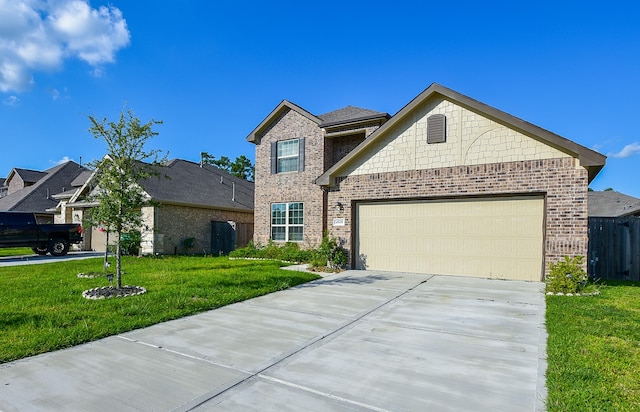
355,196,544,281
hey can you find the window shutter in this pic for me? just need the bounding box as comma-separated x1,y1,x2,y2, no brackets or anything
270,142,277,174
298,137,305,172
427,114,446,144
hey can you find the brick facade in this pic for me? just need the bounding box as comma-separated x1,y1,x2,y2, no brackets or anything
253,109,326,246
326,157,589,276
142,204,254,255
252,109,384,248
249,84,604,278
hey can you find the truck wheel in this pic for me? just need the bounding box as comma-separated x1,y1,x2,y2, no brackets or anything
48,238,69,256
32,246,48,255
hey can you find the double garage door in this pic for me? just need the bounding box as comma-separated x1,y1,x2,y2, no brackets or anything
355,196,544,281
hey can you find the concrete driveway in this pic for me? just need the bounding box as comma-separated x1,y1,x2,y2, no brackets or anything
0,270,547,411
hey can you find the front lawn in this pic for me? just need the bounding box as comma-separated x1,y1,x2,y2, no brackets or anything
0,255,319,363
546,282,640,411
0,247,33,257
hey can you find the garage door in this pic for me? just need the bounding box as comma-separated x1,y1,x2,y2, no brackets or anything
355,196,544,281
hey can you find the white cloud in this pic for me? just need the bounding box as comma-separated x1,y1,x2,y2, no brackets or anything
0,0,130,93
47,86,69,100
2,95,20,106
51,156,74,166
609,142,640,158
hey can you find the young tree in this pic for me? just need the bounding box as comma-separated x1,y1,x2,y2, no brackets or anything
86,107,166,289
201,152,254,181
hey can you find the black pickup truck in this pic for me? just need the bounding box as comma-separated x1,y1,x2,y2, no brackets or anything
0,212,83,256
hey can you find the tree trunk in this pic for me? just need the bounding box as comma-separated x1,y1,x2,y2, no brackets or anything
116,231,123,289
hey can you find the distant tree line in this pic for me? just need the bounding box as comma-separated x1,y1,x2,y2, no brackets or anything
200,152,254,181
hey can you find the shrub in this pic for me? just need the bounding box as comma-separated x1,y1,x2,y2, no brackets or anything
312,234,348,270
229,235,346,271
546,255,589,294
120,231,141,256
181,237,196,253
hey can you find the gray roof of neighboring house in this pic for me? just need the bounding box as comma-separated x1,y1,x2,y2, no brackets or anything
318,106,390,128
11,168,47,184
0,161,89,213
588,191,640,217
141,159,254,211
71,170,92,187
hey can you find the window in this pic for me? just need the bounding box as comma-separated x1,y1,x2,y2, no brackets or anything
271,138,305,174
271,202,304,241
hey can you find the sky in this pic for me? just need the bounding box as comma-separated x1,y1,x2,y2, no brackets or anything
0,0,639,197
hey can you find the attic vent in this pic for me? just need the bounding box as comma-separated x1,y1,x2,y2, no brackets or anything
427,114,446,144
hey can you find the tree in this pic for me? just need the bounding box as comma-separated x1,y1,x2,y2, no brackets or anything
201,152,254,181
86,107,166,290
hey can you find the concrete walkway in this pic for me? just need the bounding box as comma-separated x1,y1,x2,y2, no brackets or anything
0,271,547,411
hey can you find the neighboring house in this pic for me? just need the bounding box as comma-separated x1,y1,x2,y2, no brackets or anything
247,83,606,281
0,178,7,198
0,161,89,220
588,190,640,217
60,158,254,255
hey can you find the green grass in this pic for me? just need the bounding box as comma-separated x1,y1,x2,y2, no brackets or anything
0,255,320,363
0,247,33,257
546,282,640,411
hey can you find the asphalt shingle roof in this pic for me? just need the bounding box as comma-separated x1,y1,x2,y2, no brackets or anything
12,169,47,184
0,162,89,213
318,106,389,127
588,191,640,217
140,159,254,211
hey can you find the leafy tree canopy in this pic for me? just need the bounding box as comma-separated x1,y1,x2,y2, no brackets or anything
201,152,254,181
85,107,166,288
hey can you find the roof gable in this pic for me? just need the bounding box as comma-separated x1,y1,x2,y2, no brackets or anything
316,83,607,186
6,168,47,186
246,100,321,144
0,161,88,213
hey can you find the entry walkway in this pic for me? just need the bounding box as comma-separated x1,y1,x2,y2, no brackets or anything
0,271,547,411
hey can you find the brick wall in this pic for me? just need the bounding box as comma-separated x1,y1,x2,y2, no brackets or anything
151,204,253,254
253,109,386,248
327,157,589,276
253,109,326,247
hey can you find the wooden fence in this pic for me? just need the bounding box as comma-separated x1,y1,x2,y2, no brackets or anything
588,217,640,281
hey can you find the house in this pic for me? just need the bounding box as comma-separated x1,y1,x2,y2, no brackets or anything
0,178,7,198
61,159,254,255
247,83,606,281
0,161,89,220
588,190,640,217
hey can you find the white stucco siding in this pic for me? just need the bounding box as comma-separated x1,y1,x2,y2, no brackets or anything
343,98,571,176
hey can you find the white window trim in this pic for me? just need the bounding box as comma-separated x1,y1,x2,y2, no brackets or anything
271,202,304,242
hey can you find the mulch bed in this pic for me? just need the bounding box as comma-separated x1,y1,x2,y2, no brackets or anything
82,285,147,300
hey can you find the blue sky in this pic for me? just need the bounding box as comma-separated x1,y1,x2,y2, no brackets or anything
1,1,639,196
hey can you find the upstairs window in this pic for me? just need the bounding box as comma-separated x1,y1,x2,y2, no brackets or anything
271,202,304,241
271,138,305,174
